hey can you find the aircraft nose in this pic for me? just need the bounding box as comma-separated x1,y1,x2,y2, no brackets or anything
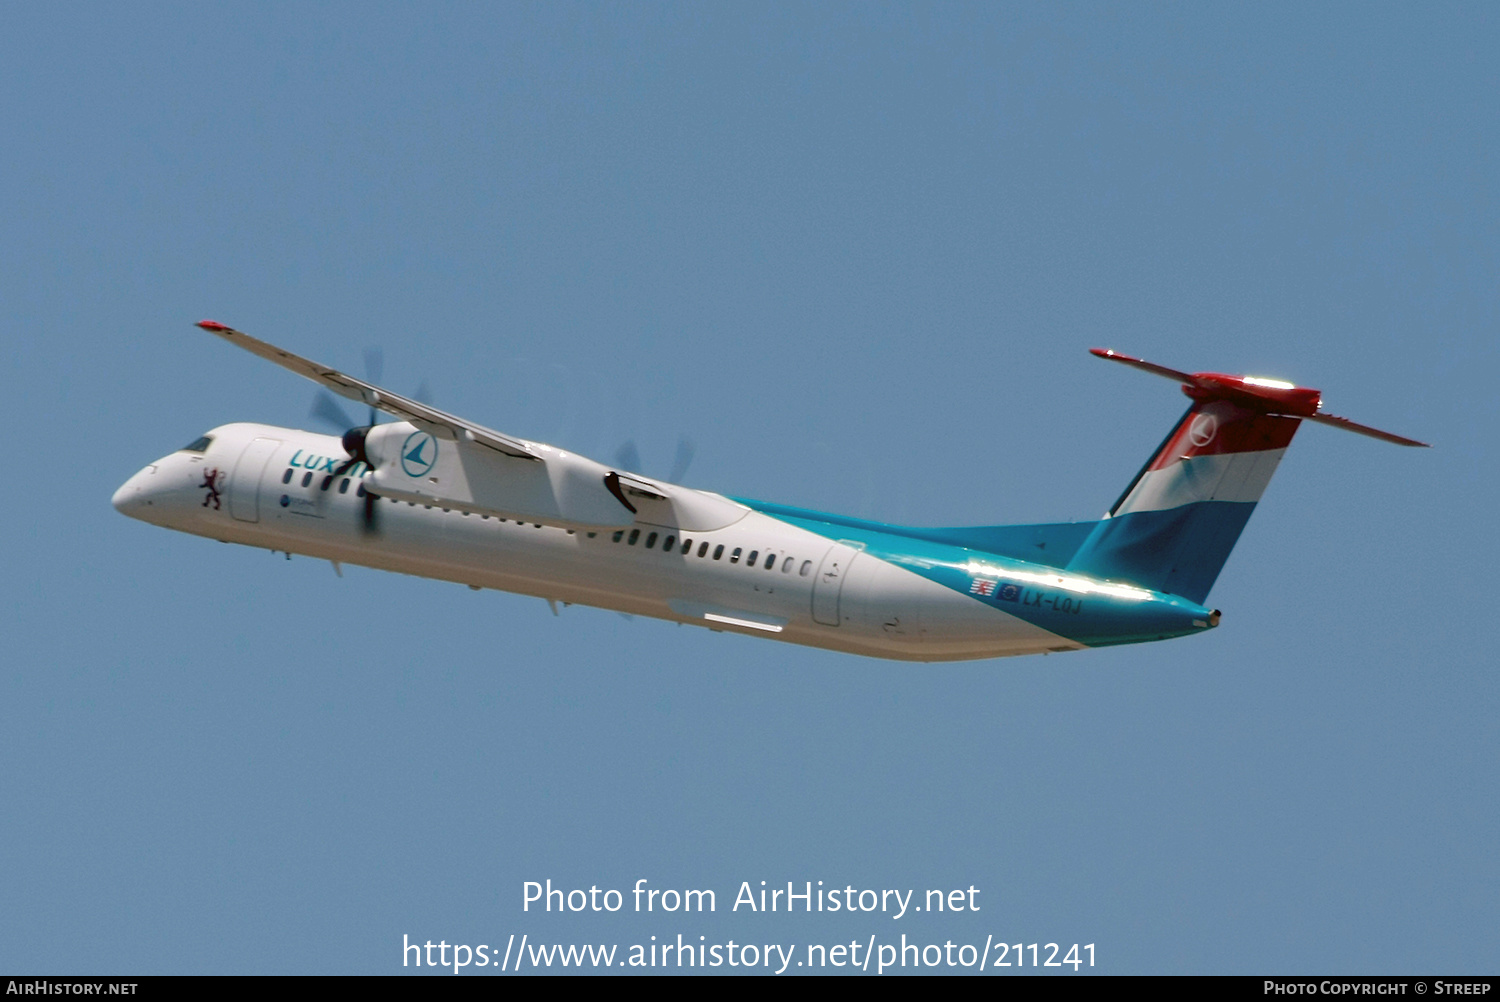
112,464,158,517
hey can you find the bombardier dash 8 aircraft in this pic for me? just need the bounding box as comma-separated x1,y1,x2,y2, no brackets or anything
112,323,1427,661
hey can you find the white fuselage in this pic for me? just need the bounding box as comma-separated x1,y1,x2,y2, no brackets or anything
114,423,1088,661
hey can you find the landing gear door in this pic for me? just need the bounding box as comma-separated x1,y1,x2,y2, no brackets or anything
229,437,282,523
812,542,862,627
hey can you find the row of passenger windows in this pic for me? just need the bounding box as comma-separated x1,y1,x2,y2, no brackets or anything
608,528,813,576
282,467,368,497
278,464,810,575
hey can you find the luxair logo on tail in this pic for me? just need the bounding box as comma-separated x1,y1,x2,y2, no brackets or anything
1187,413,1217,447
401,431,438,477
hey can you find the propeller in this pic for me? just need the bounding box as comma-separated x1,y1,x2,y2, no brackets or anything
311,391,357,433
363,347,384,385
613,437,697,483
668,437,697,484
305,347,423,535
614,440,643,475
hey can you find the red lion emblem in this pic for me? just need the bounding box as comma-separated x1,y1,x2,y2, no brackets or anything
200,468,223,509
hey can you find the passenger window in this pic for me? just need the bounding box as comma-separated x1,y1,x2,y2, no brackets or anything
698,542,709,558
747,550,758,566
587,532,597,538
339,478,350,494
680,538,691,554
357,484,367,497
713,544,724,560
731,547,742,564
645,532,658,549
800,560,812,577
282,468,293,484
663,535,675,551
613,531,624,542
764,553,776,569
628,529,640,545
321,475,333,491
782,556,793,573
301,472,313,487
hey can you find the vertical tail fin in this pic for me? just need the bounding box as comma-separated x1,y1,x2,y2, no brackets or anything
1066,350,1427,603
1068,398,1300,603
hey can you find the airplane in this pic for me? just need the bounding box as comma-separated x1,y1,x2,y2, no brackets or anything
112,322,1428,662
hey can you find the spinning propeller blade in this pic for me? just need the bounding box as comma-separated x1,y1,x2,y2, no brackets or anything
614,440,643,475
311,390,356,433
668,437,696,483
613,437,695,483
309,347,393,533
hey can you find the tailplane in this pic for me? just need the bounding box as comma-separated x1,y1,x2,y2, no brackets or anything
1066,349,1426,603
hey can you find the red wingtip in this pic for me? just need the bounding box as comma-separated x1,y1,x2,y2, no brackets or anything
196,320,230,331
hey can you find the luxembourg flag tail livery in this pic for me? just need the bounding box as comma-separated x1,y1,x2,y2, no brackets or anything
1066,349,1428,605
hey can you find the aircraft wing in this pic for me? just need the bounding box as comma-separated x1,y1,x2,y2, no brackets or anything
195,320,540,461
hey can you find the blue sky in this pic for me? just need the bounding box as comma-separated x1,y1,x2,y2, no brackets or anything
2,2,1495,974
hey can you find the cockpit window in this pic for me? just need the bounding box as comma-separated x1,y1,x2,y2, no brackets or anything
180,435,214,453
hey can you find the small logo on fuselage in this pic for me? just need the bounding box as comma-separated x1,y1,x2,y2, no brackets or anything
401,431,438,477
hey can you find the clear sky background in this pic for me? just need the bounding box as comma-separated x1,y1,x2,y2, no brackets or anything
2,2,1495,975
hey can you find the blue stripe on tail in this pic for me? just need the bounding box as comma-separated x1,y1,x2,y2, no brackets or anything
1066,501,1256,605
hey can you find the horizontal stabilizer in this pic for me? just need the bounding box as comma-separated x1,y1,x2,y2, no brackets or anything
1092,347,1428,446
1305,411,1429,447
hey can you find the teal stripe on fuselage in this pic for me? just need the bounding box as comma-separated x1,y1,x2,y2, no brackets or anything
734,498,1216,648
